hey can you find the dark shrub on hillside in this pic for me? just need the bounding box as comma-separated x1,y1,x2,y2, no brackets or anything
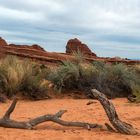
21,75,48,100
78,61,140,99
46,61,80,93
48,59,140,99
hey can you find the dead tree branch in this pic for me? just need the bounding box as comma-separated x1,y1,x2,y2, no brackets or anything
0,99,102,130
91,89,138,135
3,99,17,119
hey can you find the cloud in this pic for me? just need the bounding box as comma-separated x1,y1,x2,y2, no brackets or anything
0,6,44,22
0,0,140,59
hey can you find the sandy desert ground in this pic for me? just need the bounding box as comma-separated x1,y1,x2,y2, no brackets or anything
0,98,140,140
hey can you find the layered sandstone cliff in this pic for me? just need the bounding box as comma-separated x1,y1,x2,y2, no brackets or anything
0,37,139,65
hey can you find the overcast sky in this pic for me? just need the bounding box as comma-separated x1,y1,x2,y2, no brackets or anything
0,0,140,59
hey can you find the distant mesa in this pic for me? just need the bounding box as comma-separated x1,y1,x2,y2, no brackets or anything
9,44,45,51
0,36,45,52
0,36,139,66
66,38,97,57
0,37,8,46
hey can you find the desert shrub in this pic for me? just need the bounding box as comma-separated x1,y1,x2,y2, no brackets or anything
19,60,48,100
88,61,140,98
44,50,140,99
127,64,140,102
0,56,23,97
131,73,140,102
20,74,48,100
47,61,80,93
134,64,140,74
72,49,86,64
0,56,48,100
48,58,140,99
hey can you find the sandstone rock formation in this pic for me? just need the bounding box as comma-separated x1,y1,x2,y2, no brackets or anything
0,37,139,66
66,38,97,57
31,44,45,51
9,44,45,51
0,37,8,46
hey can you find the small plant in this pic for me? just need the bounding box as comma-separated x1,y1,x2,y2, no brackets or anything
72,49,86,64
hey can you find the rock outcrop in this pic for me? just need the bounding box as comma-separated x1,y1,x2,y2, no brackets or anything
9,44,45,51
66,38,97,57
31,44,45,51
0,37,139,66
0,37,7,46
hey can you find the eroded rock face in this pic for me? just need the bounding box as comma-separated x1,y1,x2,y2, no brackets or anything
0,37,8,46
31,44,45,51
66,38,97,57
9,44,45,51
0,37,139,66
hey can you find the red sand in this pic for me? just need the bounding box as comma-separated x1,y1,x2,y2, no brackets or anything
0,98,140,140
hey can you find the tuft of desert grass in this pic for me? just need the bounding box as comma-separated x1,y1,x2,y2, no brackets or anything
0,56,48,100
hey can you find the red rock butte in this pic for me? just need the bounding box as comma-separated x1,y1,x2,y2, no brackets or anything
0,37,7,46
66,38,97,57
0,37,140,65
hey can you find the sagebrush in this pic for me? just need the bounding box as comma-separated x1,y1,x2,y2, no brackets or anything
47,58,140,100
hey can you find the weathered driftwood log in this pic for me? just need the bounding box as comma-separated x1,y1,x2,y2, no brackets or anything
0,99,102,130
91,89,138,135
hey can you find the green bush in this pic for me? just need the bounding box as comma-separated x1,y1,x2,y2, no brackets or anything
89,61,140,98
47,61,80,93
131,73,140,102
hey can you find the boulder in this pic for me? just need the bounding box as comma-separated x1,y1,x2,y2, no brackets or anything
66,38,97,57
0,37,8,46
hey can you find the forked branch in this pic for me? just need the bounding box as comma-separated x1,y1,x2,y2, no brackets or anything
91,89,138,135
0,99,102,130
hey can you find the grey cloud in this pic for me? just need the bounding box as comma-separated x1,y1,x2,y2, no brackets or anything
0,0,140,59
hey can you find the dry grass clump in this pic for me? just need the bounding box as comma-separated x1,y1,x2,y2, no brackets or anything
0,56,48,100
134,64,140,74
